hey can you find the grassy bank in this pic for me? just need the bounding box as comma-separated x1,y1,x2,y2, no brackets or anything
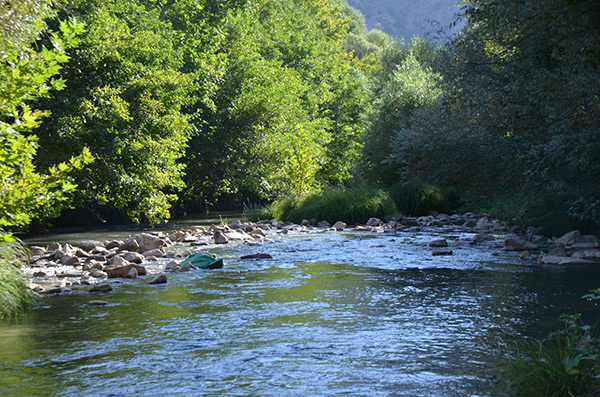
247,188,398,224
0,236,33,319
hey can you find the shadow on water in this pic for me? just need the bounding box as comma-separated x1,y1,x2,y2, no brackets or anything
2,228,600,395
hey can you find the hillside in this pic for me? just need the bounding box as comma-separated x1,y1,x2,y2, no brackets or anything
346,0,463,40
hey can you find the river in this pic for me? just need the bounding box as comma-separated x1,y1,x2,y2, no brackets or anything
1,218,599,396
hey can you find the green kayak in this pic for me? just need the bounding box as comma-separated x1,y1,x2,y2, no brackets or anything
179,253,223,269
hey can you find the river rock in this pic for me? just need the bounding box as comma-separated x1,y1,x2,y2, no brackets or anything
301,219,311,226
503,239,538,251
105,240,122,250
74,248,91,258
149,274,167,285
118,239,140,253
29,246,46,257
38,284,64,295
366,217,382,227
133,264,147,276
111,255,130,267
520,251,532,260
240,253,273,259
122,251,144,263
538,253,595,265
78,240,104,252
180,263,199,272
472,233,494,243
47,242,62,251
571,249,600,259
548,242,567,257
132,233,166,252
90,269,108,278
571,235,600,249
332,221,347,231
555,230,580,246
142,248,165,258
249,229,265,238
104,264,135,278
429,239,448,248
214,231,229,244
165,260,180,272
317,220,331,228
432,248,453,256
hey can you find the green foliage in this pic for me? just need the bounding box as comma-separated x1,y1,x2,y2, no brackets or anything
184,0,371,204
35,0,202,224
363,42,443,185
501,292,600,396
272,188,397,224
0,0,92,232
0,233,33,319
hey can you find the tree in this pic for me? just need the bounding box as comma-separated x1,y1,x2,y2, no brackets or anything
0,0,92,236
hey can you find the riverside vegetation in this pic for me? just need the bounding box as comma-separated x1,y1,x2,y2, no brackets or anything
1,0,600,394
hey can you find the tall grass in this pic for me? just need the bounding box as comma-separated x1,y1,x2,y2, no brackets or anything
271,188,397,225
501,310,600,396
0,235,33,319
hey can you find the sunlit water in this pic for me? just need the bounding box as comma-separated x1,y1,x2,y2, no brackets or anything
2,224,600,396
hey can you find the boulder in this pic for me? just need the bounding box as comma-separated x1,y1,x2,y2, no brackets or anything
571,235,600,249
555,230,581,246
29,246,46,257
105,240,123,250
59,255,80,265
429,239,448,248
78,240,104,252
104,264,135,278
142,248,165,258
416,216,433,226
74,248,91,258
90,269,108,278
214,231,229,244
432,248,453,256
538,253,595,265
317,220,331,228
38,284,64,295
122,251,145,263
111,255,130,267
503,239,538,251
165,260,180,272
46,242,62,251
571,249,600,259
301,219,311,226
366,217,382,227
472,233,494,243
133,264,147,276
180,263,199,272
131,233,166,252
249,229,265,238
520,251,532,260
476,217,492,230
149,274,167,285
118,239,140,253
548,242,567,257
332,221,347,231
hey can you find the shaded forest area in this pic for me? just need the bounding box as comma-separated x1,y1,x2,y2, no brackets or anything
1,0,599,237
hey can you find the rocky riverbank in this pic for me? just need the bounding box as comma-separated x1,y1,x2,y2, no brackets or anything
23,213,600,296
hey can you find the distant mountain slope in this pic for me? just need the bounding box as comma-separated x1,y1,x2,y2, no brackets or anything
346,0,463,40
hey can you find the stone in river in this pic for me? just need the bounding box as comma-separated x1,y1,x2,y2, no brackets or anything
149,274,167,284
332,221,347,231
503,239,538,251
429,239,448,248
104,264,135,278
432,248,453,256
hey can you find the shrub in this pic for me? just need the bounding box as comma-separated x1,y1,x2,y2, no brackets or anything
501,290,600,396
273,188,397,224
0,235,33,319
388,182,461,216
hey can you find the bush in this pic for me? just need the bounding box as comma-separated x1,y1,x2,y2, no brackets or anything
388,182,462,216
501,290,600,396
0,235,33,319
272,188,397,225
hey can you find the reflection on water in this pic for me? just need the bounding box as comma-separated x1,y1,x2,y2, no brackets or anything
2,227,600,396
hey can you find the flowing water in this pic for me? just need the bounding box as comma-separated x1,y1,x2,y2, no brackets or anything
1,222,600,396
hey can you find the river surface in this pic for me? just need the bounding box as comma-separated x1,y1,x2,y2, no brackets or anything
1,219,600,396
